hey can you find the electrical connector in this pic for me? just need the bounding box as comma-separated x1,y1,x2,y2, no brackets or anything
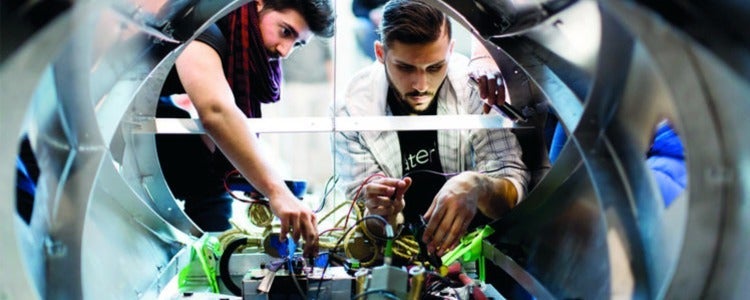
344,258,361,275
367,264,407,299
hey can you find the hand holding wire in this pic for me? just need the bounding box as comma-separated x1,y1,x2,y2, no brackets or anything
363,177,412,224
468,57,527,122
468,55,505,114
421,172,481,257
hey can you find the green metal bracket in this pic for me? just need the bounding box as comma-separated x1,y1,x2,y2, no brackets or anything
441,225,495,281
178,235,222,293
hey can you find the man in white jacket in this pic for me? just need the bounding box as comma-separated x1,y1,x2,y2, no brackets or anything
334,0,529,257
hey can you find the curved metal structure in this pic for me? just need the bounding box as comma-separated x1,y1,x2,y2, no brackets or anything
436,0,749,298
1,1,248,298
1,0,748,299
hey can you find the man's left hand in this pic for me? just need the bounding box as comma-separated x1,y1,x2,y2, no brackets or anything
468,56,506,114
421,172,484,256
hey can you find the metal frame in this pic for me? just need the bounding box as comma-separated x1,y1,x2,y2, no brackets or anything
1,0,747,299
436,0,749,298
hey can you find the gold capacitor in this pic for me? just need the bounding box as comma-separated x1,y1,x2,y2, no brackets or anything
247,202,273,227
354,268,369,295
408,265,425,300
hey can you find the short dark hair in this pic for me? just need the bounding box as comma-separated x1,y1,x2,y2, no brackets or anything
262,0,335,38
378,0,451,48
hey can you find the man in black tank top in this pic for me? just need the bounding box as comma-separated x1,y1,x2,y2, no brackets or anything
154,0,333,258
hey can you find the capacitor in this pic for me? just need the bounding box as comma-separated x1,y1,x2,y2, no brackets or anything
408,265,425,300
354,268,370,295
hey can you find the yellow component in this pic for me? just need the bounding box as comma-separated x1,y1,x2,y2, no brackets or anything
439,265,448,277
318,241,339,250
408,266,425,300
344,226,379,267
346,235,377,262
217,228,243,249
344,224,421,266
331,200,363,229
318,201,356,224
355,269,369,295
392,234,420,260
247,202,273,228
218,226,256,251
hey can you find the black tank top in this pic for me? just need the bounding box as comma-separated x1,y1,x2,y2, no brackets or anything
154,23,232,200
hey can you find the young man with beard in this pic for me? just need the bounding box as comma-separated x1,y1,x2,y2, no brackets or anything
156,0,334,257
334,0,529,258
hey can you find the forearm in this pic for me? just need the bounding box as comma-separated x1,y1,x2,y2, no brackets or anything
201,106,292,200
473,172,519,220
470,124,529,201
175,41,292,202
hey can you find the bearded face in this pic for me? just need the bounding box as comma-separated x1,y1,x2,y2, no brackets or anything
375,25,454,114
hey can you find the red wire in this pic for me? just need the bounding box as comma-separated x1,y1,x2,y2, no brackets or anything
343,173,386,229
223,169,267,205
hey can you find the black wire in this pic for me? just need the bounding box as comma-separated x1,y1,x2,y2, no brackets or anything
362,220,416,242
314,215,391,299
287,258,307,298
358,221,409,243
422,270,465,300
424,271,450,294
351,289,400,300
219,237,248,296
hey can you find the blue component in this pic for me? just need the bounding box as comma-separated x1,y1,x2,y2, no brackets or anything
314,253,329,268
287,238,297,258
269,234,297,258
270,235,288,257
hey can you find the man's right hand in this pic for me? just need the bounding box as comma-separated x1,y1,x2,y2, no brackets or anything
363,177,412,226
268,193,319,258
468,55,506,114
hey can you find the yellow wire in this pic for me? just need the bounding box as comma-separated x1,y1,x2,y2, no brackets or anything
318,201,353,224
333,202,362,229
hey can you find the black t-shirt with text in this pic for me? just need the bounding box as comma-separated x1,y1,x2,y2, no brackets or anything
386,86,492,230
386,87,445,224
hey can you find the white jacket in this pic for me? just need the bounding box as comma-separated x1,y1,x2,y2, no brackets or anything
334,53,529,203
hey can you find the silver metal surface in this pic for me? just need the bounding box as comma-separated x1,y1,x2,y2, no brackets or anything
436,0,749,299
123,51,203,235
133,115,516,134
242,266,353,299
1,0,748,299
1,0,247,298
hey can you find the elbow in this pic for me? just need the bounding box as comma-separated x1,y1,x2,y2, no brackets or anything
480,177,518,219
197,102,231,133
